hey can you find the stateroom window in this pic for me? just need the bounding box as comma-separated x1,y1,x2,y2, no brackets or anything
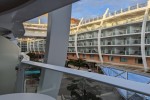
72,54,75,57
108,56,114,61
83,54,86,59
135,58,143,64
120,57,127,62
90,55,94,59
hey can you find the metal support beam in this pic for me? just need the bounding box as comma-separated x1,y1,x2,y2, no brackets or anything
74,18,83,59
22,61,150,96
141,1,150,72
38,5,72,99
98,8,109,63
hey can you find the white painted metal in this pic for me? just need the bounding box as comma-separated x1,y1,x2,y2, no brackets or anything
42,40,45,52
0,93,55,100
26,41,29,52
98,9,109,63
29,41,32,52
0,36,20,94
32,40,36,53
74,18,83,58
39,5,72,99
16,64,25,93
37,40,40,53
22,61,150,96
141,0,150,72
0,0,78,37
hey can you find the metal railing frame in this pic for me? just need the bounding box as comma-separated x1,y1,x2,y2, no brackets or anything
19,61,150,97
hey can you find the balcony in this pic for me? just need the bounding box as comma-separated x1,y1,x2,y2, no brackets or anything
131,39,141,45
89,42,98,46
130,50,141,55
102,41,115,45
146,39,150,44
73,2,147,28
83,49,98,54
115,39,141,46
132,29,141,33
68,50,75,53
107,41,113,45
117,40,128,45
68,44,75,47
115,50,129,55
117,31,126,35
146,50,150,56
1,0,150,100
69,38,75,41
15,61,150,100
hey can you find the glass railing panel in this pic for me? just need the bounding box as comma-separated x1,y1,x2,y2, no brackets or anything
20,61,150,100
58,73,124,100
146,39,150,44
130,5,137,10
122,8,128,12
146,51,150,56
130,50,141,55
131,39,141,44
23,66,41,93
139,3,147,8
100,66,150,100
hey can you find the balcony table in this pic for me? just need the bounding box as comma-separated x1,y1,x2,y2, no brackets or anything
0,93,55,100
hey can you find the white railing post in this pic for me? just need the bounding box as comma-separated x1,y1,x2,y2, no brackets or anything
128,6,130,11
137,3,139,8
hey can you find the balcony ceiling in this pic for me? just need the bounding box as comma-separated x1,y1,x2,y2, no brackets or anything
0,0,78,37
0,0,31,14
0,0,78,22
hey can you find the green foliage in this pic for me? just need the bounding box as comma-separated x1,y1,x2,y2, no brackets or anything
67,58,87,69
67,78,102,100
67,83,78,91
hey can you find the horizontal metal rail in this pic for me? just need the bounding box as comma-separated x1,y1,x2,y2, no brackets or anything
22,61,150,96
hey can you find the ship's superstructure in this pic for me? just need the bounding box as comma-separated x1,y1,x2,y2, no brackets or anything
18,1,150,70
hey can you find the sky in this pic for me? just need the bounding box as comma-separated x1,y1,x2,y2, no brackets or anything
28,0,147,23
72,0,147,19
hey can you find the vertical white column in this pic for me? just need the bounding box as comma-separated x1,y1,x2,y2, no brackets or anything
141,1,150,72
37,40,40,53
29,41,32,52
98,29,103,63
74,18,83,59
27,39,29,53
98,9,109,63
20,41,22,52
42,39,45,52
74,32,78,58
38,5,72,99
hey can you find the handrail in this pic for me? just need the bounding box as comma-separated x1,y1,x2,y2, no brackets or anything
22,61,150,96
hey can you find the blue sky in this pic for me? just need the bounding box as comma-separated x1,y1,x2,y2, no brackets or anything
72,0,147,19
28,0,147,23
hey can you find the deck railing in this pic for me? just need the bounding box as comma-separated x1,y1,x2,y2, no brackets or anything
100,65,150,99
71,3,147,28
19,60,150,99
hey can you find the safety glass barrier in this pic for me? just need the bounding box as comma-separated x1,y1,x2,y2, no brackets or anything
20,61,150,100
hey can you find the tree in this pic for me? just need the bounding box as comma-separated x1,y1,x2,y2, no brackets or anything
65,59,76,68
74,58,86,70
67,78,102,100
